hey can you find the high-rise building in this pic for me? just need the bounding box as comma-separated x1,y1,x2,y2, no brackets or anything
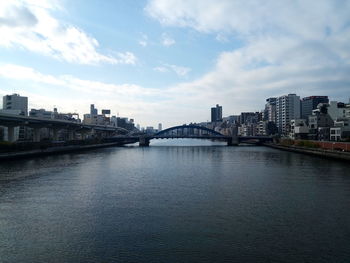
211,104,222,122
2,94,28,116
158,123,162,131
90,104,98,116
276,94,301,135
264,97,277,123
301,96,329,120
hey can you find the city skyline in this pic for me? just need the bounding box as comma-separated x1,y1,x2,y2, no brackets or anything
1,0,349,128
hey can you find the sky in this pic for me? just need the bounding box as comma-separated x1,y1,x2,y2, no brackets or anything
0,0,349,128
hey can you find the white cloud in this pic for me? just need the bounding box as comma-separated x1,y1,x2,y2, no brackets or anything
145,0,350,114
166,64,191,76
0,64,64,86
0,0,137,65
161,33,175,46
138,33,148,47
0,64,150,97
114,52,138,65
153,66,169,73
0,64,173,125
146,0,350,38
215,33,229,43
154,63,191,77
0,63,209,127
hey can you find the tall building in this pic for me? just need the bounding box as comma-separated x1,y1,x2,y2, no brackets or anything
211,104,222,122
90,104,98,116
301,96,329,120
264,97,277,123
158,123,162,131
2,94,28,116
276,94,301,135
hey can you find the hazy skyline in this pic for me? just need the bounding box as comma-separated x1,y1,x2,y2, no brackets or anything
0,0,349,128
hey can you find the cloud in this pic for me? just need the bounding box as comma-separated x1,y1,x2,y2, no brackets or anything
0,4,37,27
161,33,175,46
114,52,138,65
154,63,191,76
166,64,191,76
138,33,148,47
145,0,350,113
0,64,151,98
0,64,64,86
0,0,137,65
153,66,169,73
0,63,205,127
146,0,350,38
215,33,229,43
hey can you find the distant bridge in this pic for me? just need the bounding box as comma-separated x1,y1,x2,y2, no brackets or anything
110,124,273,146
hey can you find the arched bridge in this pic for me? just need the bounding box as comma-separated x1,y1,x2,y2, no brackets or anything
108,124,273,146
154,124,225,138
136,124,273,146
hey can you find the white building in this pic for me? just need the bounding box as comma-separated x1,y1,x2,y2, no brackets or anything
256,121,267,135
276,94,301,135
239,123,257,136
328,101,349,121
290,119,309,139
2,94,28,116
330,118,350,141
1,94,28,141
264,97,277,123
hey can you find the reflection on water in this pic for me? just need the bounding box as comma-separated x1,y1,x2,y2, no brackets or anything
0,140,349,263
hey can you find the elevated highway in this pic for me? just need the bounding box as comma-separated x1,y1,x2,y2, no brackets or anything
0,112,129,142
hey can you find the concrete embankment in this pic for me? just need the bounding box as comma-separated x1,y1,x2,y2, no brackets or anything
0,142,129,161
264,143,350,162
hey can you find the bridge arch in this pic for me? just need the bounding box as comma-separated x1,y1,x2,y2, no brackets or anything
154,124,224,137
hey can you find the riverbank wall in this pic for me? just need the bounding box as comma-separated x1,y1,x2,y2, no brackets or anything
0,141,132,161
264,140,350,161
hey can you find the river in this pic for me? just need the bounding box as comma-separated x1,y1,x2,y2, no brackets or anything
0,140,349,263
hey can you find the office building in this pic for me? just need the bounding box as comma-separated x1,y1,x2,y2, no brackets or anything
90,104,98,116
2,94,28,116
211,104,222,122
264,97,277,123
1,94,29,141
301,96,329,119
276,94,301,135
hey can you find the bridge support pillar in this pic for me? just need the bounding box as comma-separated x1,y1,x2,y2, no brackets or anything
33,128,41,142
81,132,88,140
228,125,239,146
139,136,150,147
68,130,75,141
7,126,16,142
52,128,59,141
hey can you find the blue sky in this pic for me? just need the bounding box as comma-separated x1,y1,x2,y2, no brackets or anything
0,0,350,128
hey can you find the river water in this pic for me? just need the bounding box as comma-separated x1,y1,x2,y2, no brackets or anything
0,140,349,263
